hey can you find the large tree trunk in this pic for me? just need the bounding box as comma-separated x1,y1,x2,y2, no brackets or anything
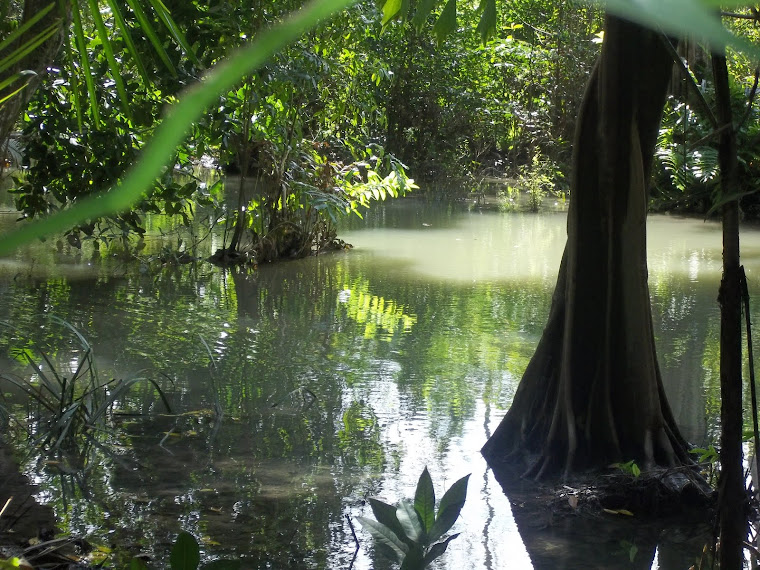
0,0,65,156
482,17,691,478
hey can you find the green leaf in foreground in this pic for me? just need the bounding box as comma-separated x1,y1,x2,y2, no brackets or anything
429,473,469,542
0,0,356,256
423,533,460,567
369,497,409,544
599,0,760,60
170,531,200,570
397,499,425,543
414,467,435,532
433,0,457,44
356,516,408,562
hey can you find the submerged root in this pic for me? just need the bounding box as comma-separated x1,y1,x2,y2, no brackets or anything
491,457,715,521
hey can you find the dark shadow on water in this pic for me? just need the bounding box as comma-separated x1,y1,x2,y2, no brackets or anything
489,461,714,570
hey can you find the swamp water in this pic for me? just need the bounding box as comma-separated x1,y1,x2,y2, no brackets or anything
0,198,755,569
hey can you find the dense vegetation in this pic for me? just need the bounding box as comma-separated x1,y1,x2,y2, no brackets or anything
4,0,760,261
2,0,760,567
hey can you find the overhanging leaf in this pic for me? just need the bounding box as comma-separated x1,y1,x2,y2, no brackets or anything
149,0,202,67
433,0,457,44
102,0,150,84
169,531,200,570
414,467,435,533
476,0,496,44
411,0,436,30
70,0,100,126
598,0,760,60
123,0,177,75
86,0,133,119
382,0,403,25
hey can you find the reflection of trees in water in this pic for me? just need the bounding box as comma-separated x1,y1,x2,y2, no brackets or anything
0,222,737,567
649,274,717,447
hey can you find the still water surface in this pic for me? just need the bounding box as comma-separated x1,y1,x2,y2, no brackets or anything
0,198,756,568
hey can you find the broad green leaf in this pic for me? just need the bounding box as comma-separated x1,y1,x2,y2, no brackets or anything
414,467,435,533
0,0,356,255
396,499,424,543
369,497,409,544
356,516,408,561
130,558,149,570
399,545,425,570
382,0,403,25
422,533,460,566
429,474,469,542
476,0,496,44
170,531,200,570
411,0,436,30
433,0,457,45
599,0,760,60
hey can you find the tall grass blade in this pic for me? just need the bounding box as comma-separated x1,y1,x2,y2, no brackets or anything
70,0,100,126
48,316,92,353
123,0,176,75
85,0,133,120
102,0,151,84
148,0,201,67
0,23,60,73
0,2,56,55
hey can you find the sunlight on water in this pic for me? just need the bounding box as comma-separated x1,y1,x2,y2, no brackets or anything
2,199,760,568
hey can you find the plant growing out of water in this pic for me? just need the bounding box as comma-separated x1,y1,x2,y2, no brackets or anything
357,467,469,570
0,318,171,455
517,152,562,212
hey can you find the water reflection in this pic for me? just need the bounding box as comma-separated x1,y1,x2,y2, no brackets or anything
0,200,758,568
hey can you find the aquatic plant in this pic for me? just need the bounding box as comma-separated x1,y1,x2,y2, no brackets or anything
0,317,171,456
357,467,469,570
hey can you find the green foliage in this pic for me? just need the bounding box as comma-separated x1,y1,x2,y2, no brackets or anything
690,444,719,485
612,460,641,478
170,531,201,570
509,152,563,212
381,0,599,182
0,0,357,255
653,81,760,216
5,0,760,259
129,531,214,570
357,467,469,569
0,3,59,105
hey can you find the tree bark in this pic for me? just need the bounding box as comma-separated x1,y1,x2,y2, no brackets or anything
483,17,690,477
712,49,746,570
